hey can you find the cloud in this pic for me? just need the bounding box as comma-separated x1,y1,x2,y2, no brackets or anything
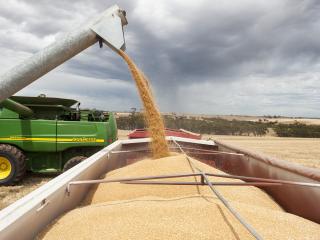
17,71,140,111
0,0,320,117
176,71,320,117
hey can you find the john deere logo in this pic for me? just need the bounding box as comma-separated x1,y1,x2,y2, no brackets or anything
72,137,96,142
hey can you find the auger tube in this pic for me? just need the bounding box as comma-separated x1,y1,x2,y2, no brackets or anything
0,98,33,117
0,4,128,102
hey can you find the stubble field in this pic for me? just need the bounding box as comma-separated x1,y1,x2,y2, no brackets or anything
204,134,320,169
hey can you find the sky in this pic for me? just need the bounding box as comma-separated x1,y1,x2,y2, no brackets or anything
0,0,320,117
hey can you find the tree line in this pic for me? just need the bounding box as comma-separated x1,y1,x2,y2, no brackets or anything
116,113,320,138
117,113,269,136
273,122,320,138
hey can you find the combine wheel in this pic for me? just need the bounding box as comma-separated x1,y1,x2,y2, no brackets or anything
63,156,87,172
0,144,26,185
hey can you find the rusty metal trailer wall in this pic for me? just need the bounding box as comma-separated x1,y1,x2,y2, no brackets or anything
213,140,320,223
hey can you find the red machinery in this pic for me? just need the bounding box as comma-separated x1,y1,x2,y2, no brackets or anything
128,128,201,140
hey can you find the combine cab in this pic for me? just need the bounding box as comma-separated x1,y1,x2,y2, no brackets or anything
0,95,117,185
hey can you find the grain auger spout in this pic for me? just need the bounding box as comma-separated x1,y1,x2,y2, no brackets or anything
0,4,128,102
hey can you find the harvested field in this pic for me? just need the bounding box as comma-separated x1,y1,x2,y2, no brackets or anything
118,129,131,140
0,174,50,210
268,118,320,125
40,154,320,240
206,135,320,169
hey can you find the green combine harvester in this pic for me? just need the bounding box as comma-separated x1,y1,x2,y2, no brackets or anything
0,5,127,186
0,95,117,185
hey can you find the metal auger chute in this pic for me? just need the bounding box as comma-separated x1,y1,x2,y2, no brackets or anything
0,4,128,102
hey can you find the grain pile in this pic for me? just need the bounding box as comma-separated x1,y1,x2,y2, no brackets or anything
40,154,320,239
117,50,169,158
83,154,281,211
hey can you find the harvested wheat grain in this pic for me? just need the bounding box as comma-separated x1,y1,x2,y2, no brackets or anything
83,154,282,211
40,154,320,239
117,50,169,158
40,196,320,240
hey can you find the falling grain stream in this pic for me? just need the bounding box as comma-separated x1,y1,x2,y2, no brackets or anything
117,50,169,158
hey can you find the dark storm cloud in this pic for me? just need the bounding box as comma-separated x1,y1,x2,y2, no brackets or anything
1,0,320,116
129,0,320,85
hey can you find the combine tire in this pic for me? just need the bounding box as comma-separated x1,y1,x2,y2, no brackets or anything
63,156,87,172
0,144,26,185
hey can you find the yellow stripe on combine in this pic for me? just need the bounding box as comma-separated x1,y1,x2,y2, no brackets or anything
0,137,55,141
0,137,105,143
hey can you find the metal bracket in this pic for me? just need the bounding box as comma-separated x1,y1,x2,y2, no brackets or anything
98,38,103,48
36,199,50,212
91,8,126,51
200,175,205,185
